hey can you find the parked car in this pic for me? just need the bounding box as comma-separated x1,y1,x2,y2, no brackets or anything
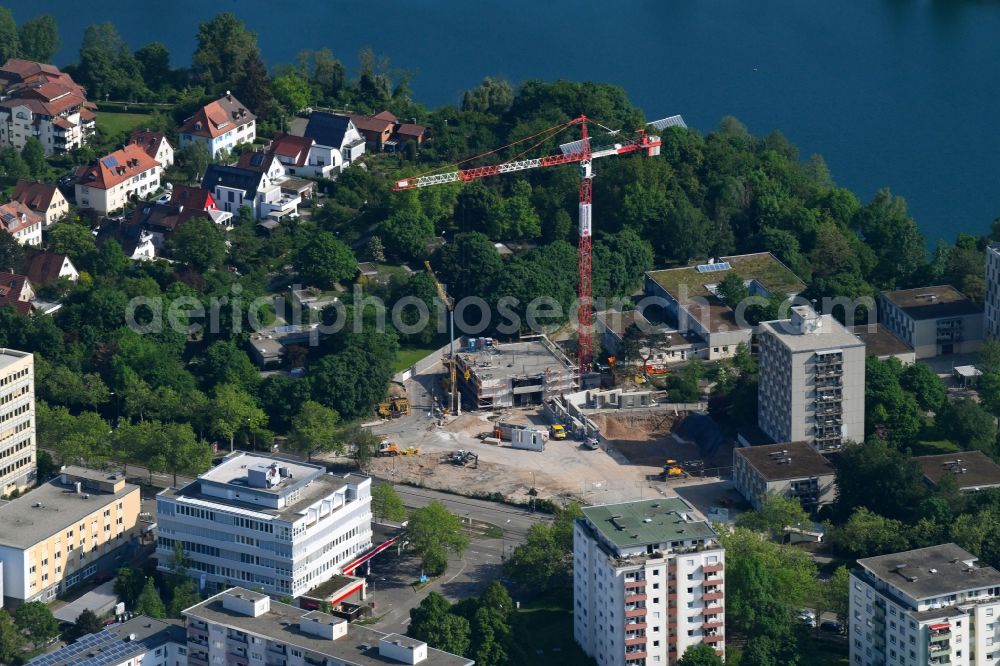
798,609,817,627
819,620,843,633
585,437,600,450
154,193,171,205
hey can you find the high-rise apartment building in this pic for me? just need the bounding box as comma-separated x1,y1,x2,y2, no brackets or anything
850,543,1000,666
184,587,473,666
155,453,372,598
0,348,35,497
757,306,866,452
573,498,725,665
985,244,1000,339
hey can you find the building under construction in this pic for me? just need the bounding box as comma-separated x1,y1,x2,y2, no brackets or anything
454,335,576,410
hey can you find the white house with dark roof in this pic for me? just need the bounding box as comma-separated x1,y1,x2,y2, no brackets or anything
291,111,366,173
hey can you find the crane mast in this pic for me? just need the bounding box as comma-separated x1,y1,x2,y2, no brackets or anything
424,261,459,415
395,114,671,378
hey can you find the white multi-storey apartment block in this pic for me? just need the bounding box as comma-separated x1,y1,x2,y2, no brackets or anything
0,349,35,497
574,498,725,666
758,305,866,452
985,244,1000,340
851,543,1000,666
155,453,372,598
184,587,473,666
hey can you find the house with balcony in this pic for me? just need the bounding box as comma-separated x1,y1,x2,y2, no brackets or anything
851,544,1000,666
178,92,256,158
574,498,725,666
879,285,983,359
74,144,161,214
201,160,300,221
0,59,95,155
11,180,69,228
267,133,339,178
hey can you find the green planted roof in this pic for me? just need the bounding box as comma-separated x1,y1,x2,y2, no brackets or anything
646,252,805,300
582,498,718,549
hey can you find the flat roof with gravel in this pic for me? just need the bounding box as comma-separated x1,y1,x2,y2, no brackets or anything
849,324,912,357
458,337,574,382
882,285,982,320
582,497,718,549
760,314,865,352
915,452,1000,491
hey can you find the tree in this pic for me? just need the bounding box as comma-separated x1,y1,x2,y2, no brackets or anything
0,229,23,274
404,501,470,575
829,507,910,558
852,188,926,288
736,494,811,541
135,578,166,619
18,15,59,63
286,400,341,461
462,77,514,115
169,579,201,618
15,601,59,649
21,137,47,179
193,12,259,88
296,230,356,288
824,565,851,626
197,340,260,392
503,522,563,589
68,609,104,641
899,361,947,411
235,53,275,118
371,483,407,522
134,42,172,91
308,328,398,420
834,439,928,523
0,8,20,64
211,384,267,452
178,142,212,181
48,222,95,261
168,217,226,271
258,375,312,432
0,609,23,664
678,643,725,666
380,209,434,262
408,593,471,657
340,422,381,473
367,236,386,262
272,73,311,113
114,567,146,608
936,398,998,456
159,422,213,486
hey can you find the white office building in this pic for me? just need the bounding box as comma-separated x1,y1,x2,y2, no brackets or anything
851,543,1000,666
574,498,725,666
155,453,372,598
758,305,866,452
184,587,473,666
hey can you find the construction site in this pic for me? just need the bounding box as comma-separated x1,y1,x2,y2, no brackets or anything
453,335,576,410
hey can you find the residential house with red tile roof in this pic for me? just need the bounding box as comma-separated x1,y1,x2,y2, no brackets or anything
10,180,68,227
130,129,174,168
168,184,233,228
0,59,95,155
349,110,426,151
179,92,256,158
0,272,35,315
20,248,78,285
0,200,43,246
74,144,161,214
266,133,339,178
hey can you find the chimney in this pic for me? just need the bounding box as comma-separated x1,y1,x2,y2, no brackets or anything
227,90,232,101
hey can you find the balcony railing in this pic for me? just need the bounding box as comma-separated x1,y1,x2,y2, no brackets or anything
703,605,723,616
625,594,648,603
704,634,724,643
703,591,724,601
703,563,724,573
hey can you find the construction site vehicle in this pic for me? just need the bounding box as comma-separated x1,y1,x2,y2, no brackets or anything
550,424,567,440
376,402,391,419
390,396,410,417
378,441,400,457
449,450,479,467
666,466,685,477
401,446,420,456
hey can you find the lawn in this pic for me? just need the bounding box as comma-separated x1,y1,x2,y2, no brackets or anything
393,346,439,373
799,637,850,665
512,588,595,666
95,111,152,138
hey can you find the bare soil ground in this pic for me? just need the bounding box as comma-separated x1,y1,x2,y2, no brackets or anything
365,402,731,508
590,412,734,471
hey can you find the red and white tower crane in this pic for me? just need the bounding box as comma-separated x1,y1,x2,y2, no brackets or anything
393,114,685,376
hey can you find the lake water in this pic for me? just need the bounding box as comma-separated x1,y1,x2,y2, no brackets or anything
8,0,1000,247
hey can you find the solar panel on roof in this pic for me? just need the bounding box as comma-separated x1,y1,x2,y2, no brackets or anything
695,261,732,273
101,156,119,168
647,115,687,130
